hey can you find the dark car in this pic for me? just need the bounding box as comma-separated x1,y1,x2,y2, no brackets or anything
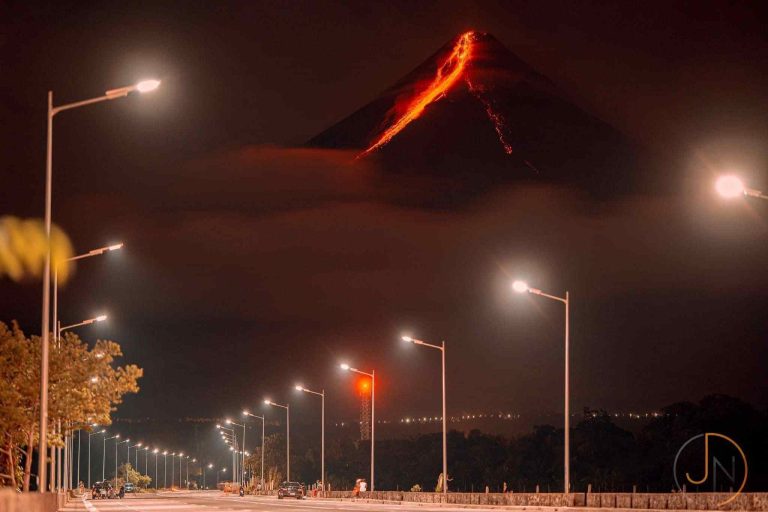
124,482,136,493
277,481,304,499
91,481,110,499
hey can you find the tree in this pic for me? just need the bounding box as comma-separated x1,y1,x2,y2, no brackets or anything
0,321,143,491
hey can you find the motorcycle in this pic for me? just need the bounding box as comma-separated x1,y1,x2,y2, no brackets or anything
239,486,245,497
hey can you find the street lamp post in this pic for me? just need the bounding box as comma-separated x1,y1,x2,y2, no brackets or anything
88,429,106,488
243,411,265,492
153,449,159,489
295,385,325,492
38,80,160,493
218,425,238,483
171,452,176,488
217,468,227,486
53,314,107,491
205,463,213,489
163,451,168,489
116,439,129,482
226,419,246,485
103,435,119,481
264,400,290,481
144,447,149,476
512,280,570,493
401,336,447,495
340,363,375,491
130,442,142,469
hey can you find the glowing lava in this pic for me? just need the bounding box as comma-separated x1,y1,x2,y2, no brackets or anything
361,31,475,156
466,78,514,155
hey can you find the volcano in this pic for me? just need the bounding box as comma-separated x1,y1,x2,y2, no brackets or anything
308,31,653,199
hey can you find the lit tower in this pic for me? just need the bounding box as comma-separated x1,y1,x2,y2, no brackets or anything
359,380,371,441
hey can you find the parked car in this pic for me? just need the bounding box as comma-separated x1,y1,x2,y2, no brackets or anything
124,482,136,493
277,481,304,499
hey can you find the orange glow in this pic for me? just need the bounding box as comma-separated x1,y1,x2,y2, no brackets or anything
362,31,475,156
356,377,371,394
466,77,513,155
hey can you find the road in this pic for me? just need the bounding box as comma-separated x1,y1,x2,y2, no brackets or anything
63,491,519,512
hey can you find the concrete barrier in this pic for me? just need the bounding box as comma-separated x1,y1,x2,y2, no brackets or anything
0,488,66,512
320,491,768,510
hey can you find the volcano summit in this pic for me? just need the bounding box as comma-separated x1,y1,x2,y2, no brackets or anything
309,31,651,197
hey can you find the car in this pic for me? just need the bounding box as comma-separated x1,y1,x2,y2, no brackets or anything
124,482,136,493
91,481,112,500
277,481,304,499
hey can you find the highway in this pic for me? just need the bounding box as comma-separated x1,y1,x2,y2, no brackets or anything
63,491,515,512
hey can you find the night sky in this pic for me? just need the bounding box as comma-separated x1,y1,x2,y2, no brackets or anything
3,0,768,438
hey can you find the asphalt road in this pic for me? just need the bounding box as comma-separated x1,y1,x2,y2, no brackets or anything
69,491,515,512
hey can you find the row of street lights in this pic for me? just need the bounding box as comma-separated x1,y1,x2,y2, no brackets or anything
84,430,199,490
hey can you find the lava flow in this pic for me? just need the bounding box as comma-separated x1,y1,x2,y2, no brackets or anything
361,31,475,156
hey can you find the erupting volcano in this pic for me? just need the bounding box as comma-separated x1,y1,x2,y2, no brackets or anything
309,31,653,197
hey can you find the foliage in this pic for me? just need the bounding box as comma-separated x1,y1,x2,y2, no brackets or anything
117,462,151,489
0,321,143,491
0,217,74,283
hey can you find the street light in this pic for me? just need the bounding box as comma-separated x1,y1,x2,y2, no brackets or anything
512,280,570,493
116,439,129,483
218,425,238,483
88,429,106,488
226,418,246,485
39,78,159,493
339,363,375,491
264,399,290,481
295,385,325,492
52,308,109,491
103,434,119,481
715,174,768,200
243,410,265,492
401,335,447,494
217,467,227,486
163,451,168,489
204,463,213,490
153,449,159,489
130,442,142,469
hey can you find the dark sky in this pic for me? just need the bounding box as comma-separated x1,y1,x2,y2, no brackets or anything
2,0,768,439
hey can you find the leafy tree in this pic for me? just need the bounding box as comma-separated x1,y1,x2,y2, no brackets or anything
0,321,143,491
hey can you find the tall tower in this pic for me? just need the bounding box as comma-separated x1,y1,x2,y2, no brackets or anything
359,380,371,441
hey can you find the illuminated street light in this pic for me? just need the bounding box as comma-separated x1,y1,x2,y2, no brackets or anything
715,175,768,200
129,442,143,469
243,409,265,491
153,449,160,489
512,280,529,293
401,335,447,494
163,451,168,489
226,418,246,485
58,314,108,338
295,384,326,492
116,438,129,483
512,280,570,493
218,425,238,484
136,79,162,93
264,399,290,480
103,434,119,481
339,363,375,491
87,429,106,488
39,77,160,494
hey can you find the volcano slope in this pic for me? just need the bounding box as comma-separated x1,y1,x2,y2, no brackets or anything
308,31,659,206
